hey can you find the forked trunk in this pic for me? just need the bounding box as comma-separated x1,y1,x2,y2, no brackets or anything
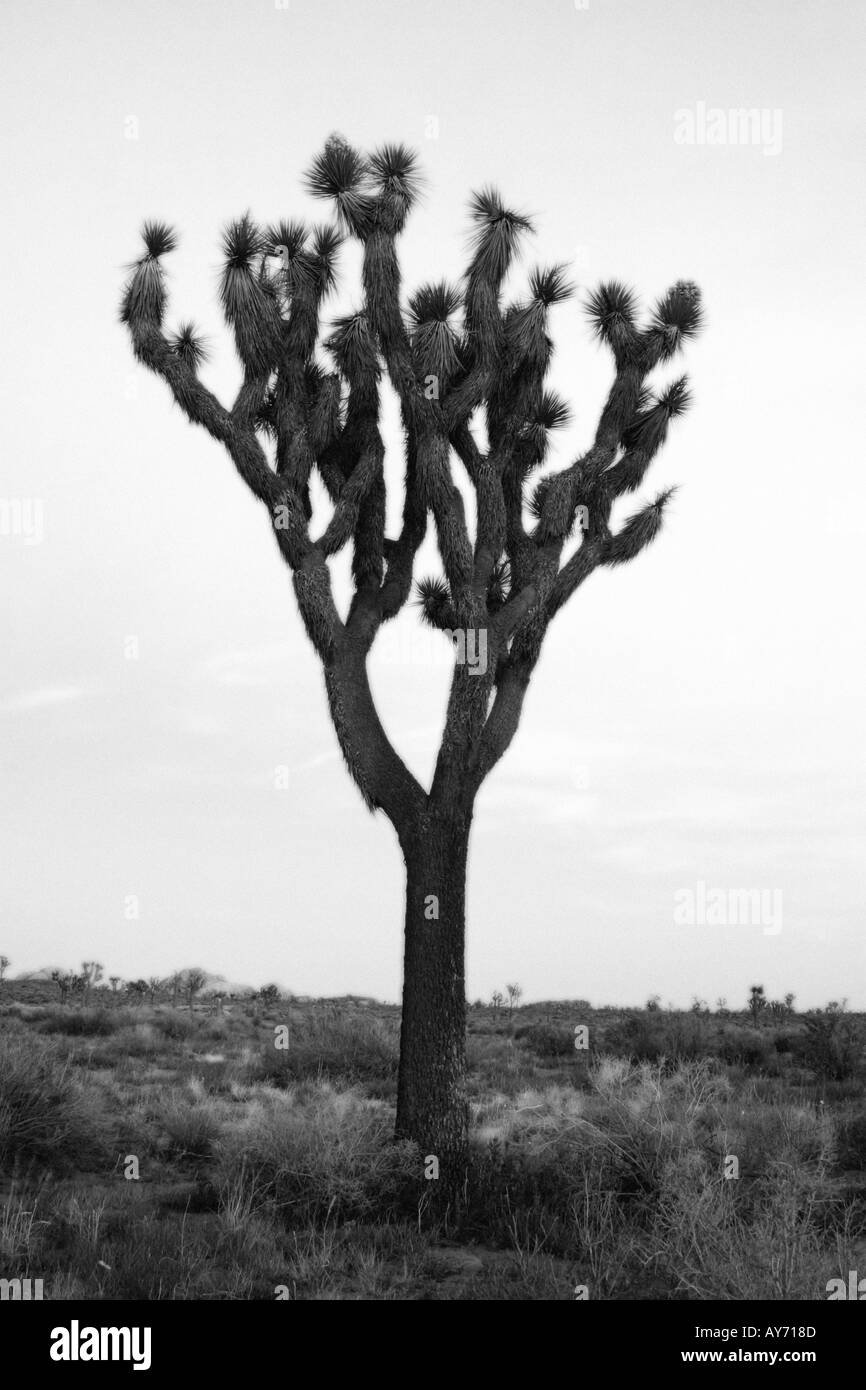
395,813,471,1189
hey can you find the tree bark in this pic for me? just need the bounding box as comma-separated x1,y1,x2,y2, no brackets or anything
395,810,471,1189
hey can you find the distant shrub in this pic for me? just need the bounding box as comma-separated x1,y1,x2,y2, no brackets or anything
514,1023,574,1058
158,1098,221,1163
154,1011,197,1041
36,1007,119,1037
798,1009,862,1082
716,1031,772,1069
603,1012,707,1064
253,1011,399,1092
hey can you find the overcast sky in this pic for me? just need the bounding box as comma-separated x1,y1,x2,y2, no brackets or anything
1,0,864,1007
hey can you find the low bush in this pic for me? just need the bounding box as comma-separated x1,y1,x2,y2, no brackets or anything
0,1034,113,1172
514,1023,575,1058
215,1083,420,1225
252,1012,399,1092
36,1007,119,1037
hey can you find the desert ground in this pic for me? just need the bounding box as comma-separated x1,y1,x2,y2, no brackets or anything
1,976,864,1301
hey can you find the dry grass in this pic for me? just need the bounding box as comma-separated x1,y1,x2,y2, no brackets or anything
0,997,863,1299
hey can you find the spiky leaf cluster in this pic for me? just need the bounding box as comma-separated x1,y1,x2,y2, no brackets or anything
647,281,704,361
305,135,376,238
584,280,639,352
466,188,534,283
367,143,422,231
169,322,208,371
324,312,379,381
605,487,677,566
408,281,462,385
518,389,571,463
416,575,453,629
219,214,283,371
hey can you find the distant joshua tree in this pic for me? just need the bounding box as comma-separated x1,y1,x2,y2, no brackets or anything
748,984,767,1027
80,961,103,1005
147,976,163,1005
109,975,122,996
491,990,504,1019
121,134,703,1183
0,955,9,991
51,970,74,1004
506,983,522,1018
185,969,206,1011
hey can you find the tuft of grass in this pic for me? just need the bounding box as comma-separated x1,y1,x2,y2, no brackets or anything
252,1011,399,1094
0,1035,113,1173
36,1007,120,1037
215,1082,420,1226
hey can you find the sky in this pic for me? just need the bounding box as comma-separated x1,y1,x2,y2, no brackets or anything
1,0,864,1007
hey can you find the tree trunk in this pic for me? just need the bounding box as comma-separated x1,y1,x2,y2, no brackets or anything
395,811,471,1190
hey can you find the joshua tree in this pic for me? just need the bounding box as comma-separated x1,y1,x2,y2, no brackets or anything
169,971,183,1008
0,955,8,991
126,978,148,1005
80,960,103,1005
147,975,163,1005
120,135,703,1183
185,969,206,1011
109,975,122,996
490,990,504,1019
506,982,522,1017
748,983,767,1027
768,997,792,1022
51,969,74,1004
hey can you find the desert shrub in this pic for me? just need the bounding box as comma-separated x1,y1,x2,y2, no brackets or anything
716,1031,772,1069
0,1003,40,1023
602,1012,707,1064
0,1035,113,1172
36,1007,119,1037
252,1012,399,1092
797,1010,862,1082
215,1083,420,1224
198,1016,230,1041
464,1064,726,1269
158,1098,222,1163
648,1139,847,1300
720,1103,835,1186
836,1112,866,1170
514,1022,574,1058
153,1011,197,1042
